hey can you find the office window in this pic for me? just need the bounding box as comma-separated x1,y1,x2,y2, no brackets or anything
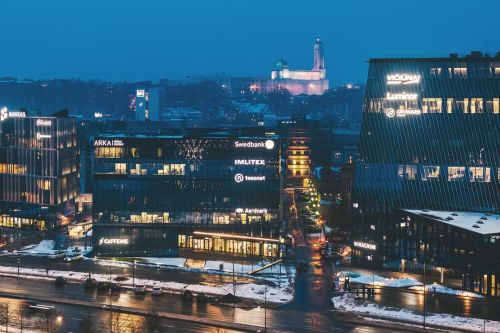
494,98,499,114
448,167,466,181
430,68,442,76
422,98,442,113
95,147,124,158
114,163,127,174
451,67,467,78
456,98,469,113
422,166,440,181
469,167,490,182
447,98,453,113
470,98,483,114
398,165,416,180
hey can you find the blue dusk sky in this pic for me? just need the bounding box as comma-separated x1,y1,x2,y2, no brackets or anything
0,0,498,86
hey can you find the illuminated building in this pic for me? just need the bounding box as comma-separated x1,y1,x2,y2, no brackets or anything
352,51,500,296
269,38,329,95
92,129,285,257
0,109,79,230
279,118,332,189
135,86,164,121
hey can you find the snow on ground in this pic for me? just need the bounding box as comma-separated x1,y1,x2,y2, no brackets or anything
332,293,499,332
19,240,56,255
410,282,484,299
339,271,422,288
138,257,186,267
204,260,264,274
0,265,293,304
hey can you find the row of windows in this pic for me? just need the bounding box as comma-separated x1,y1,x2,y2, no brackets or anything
369,97,500,114
398,165,497,182
429,67,500,78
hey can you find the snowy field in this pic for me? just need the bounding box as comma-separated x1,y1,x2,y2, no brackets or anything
332,294,499,332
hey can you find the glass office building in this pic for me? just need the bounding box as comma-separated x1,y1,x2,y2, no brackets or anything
0,109,79,231
352,52,500,293
92,129,284,257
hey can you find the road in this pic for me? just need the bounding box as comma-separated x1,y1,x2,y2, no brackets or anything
0,276,393,332
0,296,242,333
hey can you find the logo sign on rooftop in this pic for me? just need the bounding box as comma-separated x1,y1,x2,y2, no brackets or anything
94,139,125,147
386,92,418,101
234,173,266,183
353,241,377,251
387,74,421,85
1,107,26,121
385,108,422,118
234,140,275,150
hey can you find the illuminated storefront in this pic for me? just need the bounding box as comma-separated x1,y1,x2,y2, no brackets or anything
92,129,285,257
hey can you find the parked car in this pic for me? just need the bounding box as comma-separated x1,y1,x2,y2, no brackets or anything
151,286,163,296
63,254,84,263
196,292,208,303
54,276,66,287
134,284,147,295
110,282,121,292
181,289,193,301
49,250,66,260
83,277,97,290
96,281,110,292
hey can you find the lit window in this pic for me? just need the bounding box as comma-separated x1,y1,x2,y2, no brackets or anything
469,167,491,182
422,166,440,181
451,67,467,78
398,165,416,180
448,167,466,181
470,98,483,114
430,68,442,76
114,163,127,174
447,98,453,113
422,98,442,113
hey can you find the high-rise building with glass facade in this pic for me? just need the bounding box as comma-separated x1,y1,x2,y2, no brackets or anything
0,109,79,230
92,128,285,257
352,52,500,295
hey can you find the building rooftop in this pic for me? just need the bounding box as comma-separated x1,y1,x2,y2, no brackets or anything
369,51,500,63
403,209,500,235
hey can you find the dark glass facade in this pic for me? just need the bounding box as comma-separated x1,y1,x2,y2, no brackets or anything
0,111,79,230
92,129,284,257
352,53,500,294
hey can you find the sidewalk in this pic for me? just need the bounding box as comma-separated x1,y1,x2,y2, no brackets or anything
345,264,463,289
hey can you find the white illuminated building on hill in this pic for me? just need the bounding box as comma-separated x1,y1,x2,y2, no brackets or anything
270,38,329,95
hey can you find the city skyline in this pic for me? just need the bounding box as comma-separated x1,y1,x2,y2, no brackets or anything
0,0,498,86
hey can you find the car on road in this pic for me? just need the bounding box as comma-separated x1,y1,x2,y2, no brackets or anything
48,250,66,260
110,282,121,292
134,284,147,295
22,301,56,313
151,286,163,296
54,276,66,287
63,254,84,262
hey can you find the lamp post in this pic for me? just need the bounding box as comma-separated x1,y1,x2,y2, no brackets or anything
56,315,63,333
264,284,267,332
17,232,21,277
132,259,136,287
423,261,427,330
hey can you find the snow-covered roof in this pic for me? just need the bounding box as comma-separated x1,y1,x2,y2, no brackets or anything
403,209,500,235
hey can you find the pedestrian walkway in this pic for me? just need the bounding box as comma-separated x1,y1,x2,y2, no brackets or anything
345,264,463,289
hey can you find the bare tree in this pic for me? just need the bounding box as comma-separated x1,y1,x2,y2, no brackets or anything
33,310,60,333
78,312,94,333
143,310,161,333
99,312,128,333
0,302,15,333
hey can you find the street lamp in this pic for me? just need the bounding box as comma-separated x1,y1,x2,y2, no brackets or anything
264,284,267,332
56,316,63,333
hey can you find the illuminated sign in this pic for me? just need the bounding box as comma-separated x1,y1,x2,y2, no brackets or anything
1,107,26,121
94,112,103,118
98,238,129,245
234,159,265,166
36,119,52,126
94,139,125,147
234,140,275,150
236,208,268,214
136,89,145,98
353,241,377,251
36,133,51,140
234,173,266,183
387,73,421,85
386,92,418,101
385,108,422,118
